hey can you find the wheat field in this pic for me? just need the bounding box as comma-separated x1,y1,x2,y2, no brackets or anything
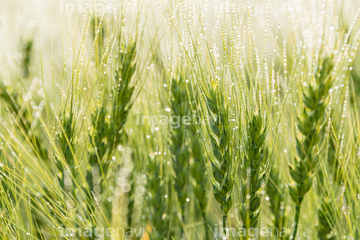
0,0,360,239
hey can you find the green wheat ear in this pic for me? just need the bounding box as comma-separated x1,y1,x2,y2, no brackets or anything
56,109,76,192
316,119,342,240
0,82,48,161
204,82,233,234
190,119,208,216
85,39,138,221
132,112,170,240
169,74,190,223
146,153,170,240
20,38,33,79
238,111,268,231
289,56,335,240
317,198,337,240
90,17,106,64
267,164,289,240
189,97,209,238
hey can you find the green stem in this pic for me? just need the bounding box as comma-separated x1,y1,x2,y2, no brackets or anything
180,205,185,239
290,204,302,240
202,212,209,240
223,215,227,240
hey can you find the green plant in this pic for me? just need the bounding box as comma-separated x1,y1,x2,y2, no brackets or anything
0,82,48,161
266,164,289,240
131,110,171,240
288,56,335,239
20,38,33,79
189,104,209,238
146,149,170,239
204,82,234,237
56,108,76,193
316,117,342,240
169,74,190,228
86,39,138,222
1,1,360,239
238,112,268,233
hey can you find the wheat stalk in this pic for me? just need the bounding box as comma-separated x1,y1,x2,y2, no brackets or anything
316,113,344,239
132,111,170,240
189,111,209,238
169,74,190,230
266,163,289,239
56,109,76,193
289,56,335,239
0,82,48,161
20,38,33,79
146,152,170,239
204,81,234,238
238,112,268,233
86,39,138,221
